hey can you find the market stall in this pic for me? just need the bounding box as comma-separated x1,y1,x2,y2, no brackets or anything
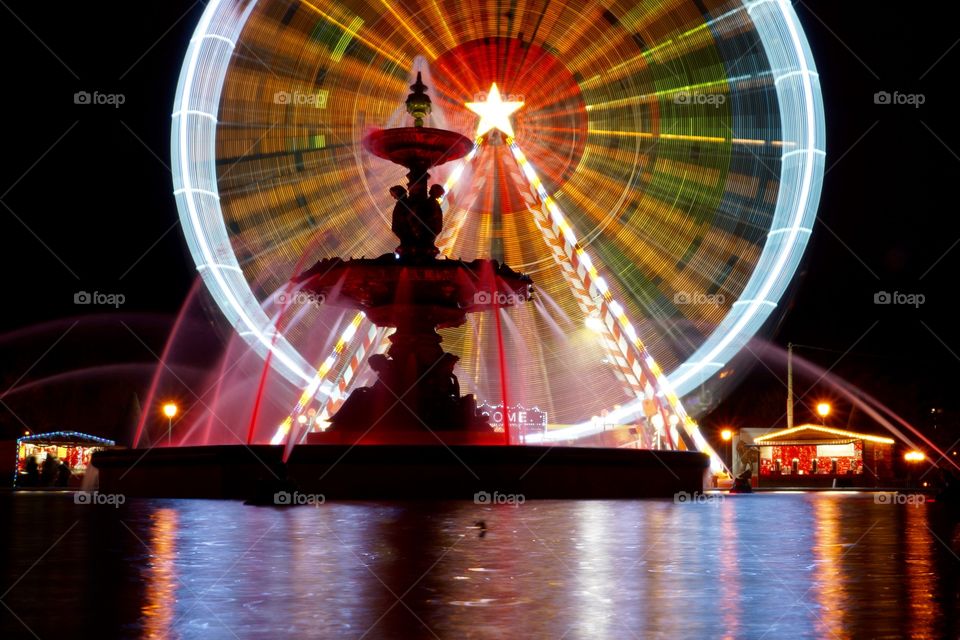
15,431,116,487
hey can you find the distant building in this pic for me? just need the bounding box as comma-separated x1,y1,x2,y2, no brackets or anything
733,425,896,487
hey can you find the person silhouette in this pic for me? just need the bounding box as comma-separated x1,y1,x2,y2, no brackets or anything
41,455,58,486
56,461,72,487
389,185,414,249
23,455,38,487
427,184,445,237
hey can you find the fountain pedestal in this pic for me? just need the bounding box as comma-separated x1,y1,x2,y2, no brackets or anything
294,253,532,438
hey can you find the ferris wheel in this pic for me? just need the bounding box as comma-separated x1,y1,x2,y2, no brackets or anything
171,0,824,452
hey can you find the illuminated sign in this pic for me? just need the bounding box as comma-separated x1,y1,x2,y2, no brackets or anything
478,403,547,435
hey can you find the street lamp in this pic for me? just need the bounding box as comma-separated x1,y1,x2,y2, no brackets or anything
162,403,178,445
904,450,925,463
816,402,831,425
904,450,925,489
721,428,733,473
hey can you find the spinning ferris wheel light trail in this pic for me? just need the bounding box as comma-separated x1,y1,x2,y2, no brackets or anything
172,0,825,452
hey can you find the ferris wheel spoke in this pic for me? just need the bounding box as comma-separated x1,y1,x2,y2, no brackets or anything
506,137,727,470
504,138,668,444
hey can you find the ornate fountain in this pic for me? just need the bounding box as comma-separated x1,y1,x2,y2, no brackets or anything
95,81,708,498
293,73,533,437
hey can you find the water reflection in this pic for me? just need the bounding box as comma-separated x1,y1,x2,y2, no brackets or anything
813,495,847,639
1,493,959,639
142,508,178,638
905,500,938,638
718,497,741,640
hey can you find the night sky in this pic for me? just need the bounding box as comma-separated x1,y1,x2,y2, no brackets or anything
1,1,958,447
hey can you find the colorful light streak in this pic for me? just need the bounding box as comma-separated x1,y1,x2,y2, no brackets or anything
269,311,366,444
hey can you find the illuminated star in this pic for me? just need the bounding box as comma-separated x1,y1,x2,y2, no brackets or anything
465,83,524,139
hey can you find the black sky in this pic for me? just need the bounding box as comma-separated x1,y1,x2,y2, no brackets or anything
1,1,959,444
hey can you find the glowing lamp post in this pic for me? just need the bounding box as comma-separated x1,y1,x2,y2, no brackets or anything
721,429,733,472
162,403,178,446
904,450,925,489
816,402,831,425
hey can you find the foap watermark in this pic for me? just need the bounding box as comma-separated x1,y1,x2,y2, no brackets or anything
473,291,526,306
274,90,326,107
74,90,126,108
277,291,325,306
674,90,726,107
473,90,524,103
674,491,724,506
874,291,925,308
874,492,926,507
74,291,126,308
474,490,525,506
874,91,925,108
273,491,325,506
74,491,126,507
674,291,725,306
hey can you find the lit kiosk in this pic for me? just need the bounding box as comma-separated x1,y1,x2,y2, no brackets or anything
15,431,116,488
748,425,895,488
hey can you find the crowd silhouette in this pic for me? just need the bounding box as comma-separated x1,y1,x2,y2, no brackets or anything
19,454,72,487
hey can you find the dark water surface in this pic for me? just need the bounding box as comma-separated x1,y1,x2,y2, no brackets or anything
2,491,959,639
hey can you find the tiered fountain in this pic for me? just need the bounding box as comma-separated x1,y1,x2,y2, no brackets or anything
293,73,531,442
92,74,709,500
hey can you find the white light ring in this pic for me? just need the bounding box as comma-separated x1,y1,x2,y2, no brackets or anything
668,0,825,395
172,0,315,386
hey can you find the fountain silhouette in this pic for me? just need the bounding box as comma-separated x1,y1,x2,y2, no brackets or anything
291,73,532,442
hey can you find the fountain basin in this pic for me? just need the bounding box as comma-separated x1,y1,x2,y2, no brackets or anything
294,255,532,327
364,127,474,169
92,445,709,500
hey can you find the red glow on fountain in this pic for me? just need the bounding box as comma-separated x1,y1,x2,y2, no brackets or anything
292,73,533,444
